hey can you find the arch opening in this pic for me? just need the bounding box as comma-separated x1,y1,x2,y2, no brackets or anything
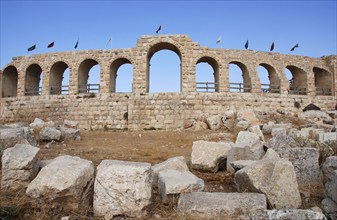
313,67,332,96
147,42,181,93
50,61,69,95
258,63,280,93
78,59,100,93
2,66,18,97
285,65,307,95
229,62,251,93
25,64,43,96
196,57,219,92
110,58,133,93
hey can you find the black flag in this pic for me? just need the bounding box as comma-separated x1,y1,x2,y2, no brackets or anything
290,43,299,51
27,44,36,52
270,41,275,51
47,41,55,48
156,25,162,34
74,40,79,49
245,40,249,49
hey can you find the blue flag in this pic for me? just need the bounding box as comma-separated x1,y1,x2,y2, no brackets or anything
290,43,299,51
245,40,249,49
74,40,79,49
28,44,36,52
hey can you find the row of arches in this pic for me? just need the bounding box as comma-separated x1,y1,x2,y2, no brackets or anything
1,51,334,98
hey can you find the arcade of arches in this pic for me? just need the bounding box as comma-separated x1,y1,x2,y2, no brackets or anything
0,35,336,130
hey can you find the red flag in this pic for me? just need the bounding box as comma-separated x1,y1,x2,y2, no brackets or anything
47,41,55,48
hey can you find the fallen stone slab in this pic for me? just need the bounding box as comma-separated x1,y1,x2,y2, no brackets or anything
29,118,55,131
325,170,337,203
94,160,152,219
249,125,265,142
299,110,332,123
262,148,280,160
39,127,61,142
151,156,189,188
177,192,267,219
26,155,94,212
237,110,260,126
227,131,264,173
235,158,301,209
60,127,81,141
205,115,222,130
265,134,297,158
289,147,322,190
322,156,337,183
158,169,204,204
1,144,40,191
319,132,337,144
251,209,327,220
321,197,337,219
0,126,36,153
191,140,233,172
271,127,287,137
63,119,79,129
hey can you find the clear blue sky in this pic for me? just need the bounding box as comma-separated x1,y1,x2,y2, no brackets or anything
1,0,336,92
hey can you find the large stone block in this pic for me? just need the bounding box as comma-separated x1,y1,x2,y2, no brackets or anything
235,159,301,209
252,209,328,220
26,155,94,212
205,115,221,130
177,192,267,219
158,169,204,204
0,126,36,153
60,127,81,141
191,140,233,172
39,127,61,141
151,156,189,188
94,160,152,219
1,144,40,191
265,134,296,158
325,170,337,204
288,147,322,190
322,156,337,183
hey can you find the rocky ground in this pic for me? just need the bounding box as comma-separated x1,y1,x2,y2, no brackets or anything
1,106,337,219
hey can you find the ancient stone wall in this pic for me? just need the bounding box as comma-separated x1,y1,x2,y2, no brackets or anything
1,35,336,130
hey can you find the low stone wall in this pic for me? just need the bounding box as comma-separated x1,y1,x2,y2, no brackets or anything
0,92,336,130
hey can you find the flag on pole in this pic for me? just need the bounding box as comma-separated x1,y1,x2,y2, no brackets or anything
106,37,112,47
74,39,79,49
28,44,36,52
47,41,55,48
270,41,275,51
290,43,299,52
245,40,249,49
216,36,222,44
156,25,162,34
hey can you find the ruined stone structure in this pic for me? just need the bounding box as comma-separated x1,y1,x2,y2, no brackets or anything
1,35,336,130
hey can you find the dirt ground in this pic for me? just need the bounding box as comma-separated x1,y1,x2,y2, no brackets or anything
0,129,325,219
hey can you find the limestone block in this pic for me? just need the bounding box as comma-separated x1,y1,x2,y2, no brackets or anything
262,148,280,160
205,115,221,130
234,159,301,209
265,134,296,158
325,170,337,203
39,127,61,141
322,156,337,183
1,144,40,191
321,197,337,218
319,132,337,144
0,126,36,153
177,192,267,219
26,155,94,212
60,127,81,141
30,118,55,131
237,110,260,126
249,125,265,141
234,120,250,132
94,160,152,219
158,169,204,204
289,147,322,190
262,121,275,135
299,110,332,122
63,119,79,129
262,209,327,220
151,156,189,187
221,110,237,131
271,127,287,137
191,140,233,172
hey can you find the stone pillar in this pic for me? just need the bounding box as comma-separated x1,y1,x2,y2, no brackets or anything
42,65,50,96
17,67,25,97
99,63,109,93
219,63,229,93
68,66,78,95
306,67,315,97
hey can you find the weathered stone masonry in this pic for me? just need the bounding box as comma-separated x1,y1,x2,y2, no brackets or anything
1,35,336,130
